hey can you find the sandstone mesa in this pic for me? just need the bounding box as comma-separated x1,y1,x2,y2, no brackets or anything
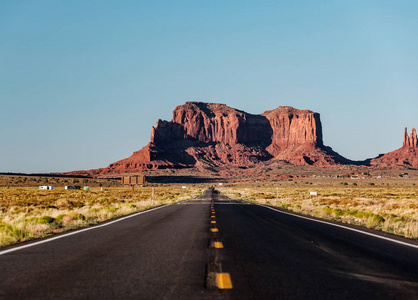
70,102,418,175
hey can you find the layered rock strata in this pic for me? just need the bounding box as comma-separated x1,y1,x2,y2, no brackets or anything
72,102,417,175
83,102,356,175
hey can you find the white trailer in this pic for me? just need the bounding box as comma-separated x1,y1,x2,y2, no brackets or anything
39,186,54,190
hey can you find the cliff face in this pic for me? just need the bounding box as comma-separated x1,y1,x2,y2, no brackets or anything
371,127,418,168
262,106,323,152
83,102,354,175
66,102,418,176
170,102,272,146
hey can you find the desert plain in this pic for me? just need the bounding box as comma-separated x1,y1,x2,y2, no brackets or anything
1,167,417,248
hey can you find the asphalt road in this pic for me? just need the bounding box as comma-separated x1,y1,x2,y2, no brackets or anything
1,188,417,299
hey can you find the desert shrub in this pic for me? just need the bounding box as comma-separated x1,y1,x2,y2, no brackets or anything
106,207,118,213
366,215,385,228
68,200,84,208
353,211,370,219
373,215,385,223
70,213,85,220
38,216,55,224
55,214,66,225
333,208,344,217
0,223,26,241
322,207,333,215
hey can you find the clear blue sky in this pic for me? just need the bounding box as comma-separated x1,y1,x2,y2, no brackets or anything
1,1,417,173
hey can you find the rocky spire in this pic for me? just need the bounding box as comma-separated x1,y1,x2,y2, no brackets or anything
412,128,418,148
403,127,417,148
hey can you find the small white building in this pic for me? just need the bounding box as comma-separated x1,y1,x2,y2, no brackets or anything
65,186,81,190
39,186,54,190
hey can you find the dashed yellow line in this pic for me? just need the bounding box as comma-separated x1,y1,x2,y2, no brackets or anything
216,273,233,289
211,215,215,218
211,228,219,233
211,220,216,224
214,241,223,248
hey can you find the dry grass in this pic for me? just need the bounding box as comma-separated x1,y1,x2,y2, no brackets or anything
0,186,201,247
218,179,418,239
1,175,417,247
0,175,121,188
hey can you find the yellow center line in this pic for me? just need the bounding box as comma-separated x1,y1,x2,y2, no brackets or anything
211,228,219,233
211,216,215,218
211,220,216,224
216,273,233,289
214,241,224,249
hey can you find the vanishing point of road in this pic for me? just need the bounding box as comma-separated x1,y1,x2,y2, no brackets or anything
1,188,417,299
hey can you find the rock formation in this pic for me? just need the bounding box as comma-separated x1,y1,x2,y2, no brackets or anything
371,127,418,168
78,102,359,175
403,127,418,148
70,102,417,175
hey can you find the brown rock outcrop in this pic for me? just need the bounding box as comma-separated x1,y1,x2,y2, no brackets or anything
261,106,323,157
403,127,418,148
76,102,359,175
371,127,418,168
171,102,272,146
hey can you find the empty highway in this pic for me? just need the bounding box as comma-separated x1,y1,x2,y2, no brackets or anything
1,188,417,299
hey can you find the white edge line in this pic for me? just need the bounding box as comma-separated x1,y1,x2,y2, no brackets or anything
259,204,418,250
0,204,170,256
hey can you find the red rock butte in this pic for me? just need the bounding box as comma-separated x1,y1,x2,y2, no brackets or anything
69,102,418,175
371,127,418,168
